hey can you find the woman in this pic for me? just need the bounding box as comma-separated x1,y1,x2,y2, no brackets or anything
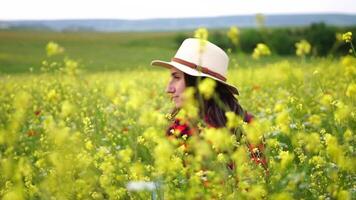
151,38,267,170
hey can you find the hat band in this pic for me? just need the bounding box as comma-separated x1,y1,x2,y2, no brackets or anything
171,57,227,82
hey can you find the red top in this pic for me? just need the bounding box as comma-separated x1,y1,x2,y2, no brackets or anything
166,112,268,172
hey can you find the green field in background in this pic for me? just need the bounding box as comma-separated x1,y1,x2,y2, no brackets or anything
0,31,180,74
0,30,303,74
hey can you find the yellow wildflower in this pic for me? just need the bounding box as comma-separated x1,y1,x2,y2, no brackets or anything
252,43,271,59
309,156,326,169
47,89,58,102
194,27,209,52
244,119,266,145
308,114,322,127
274,102,286,113
118,148,133,163
279,150,294,171
225,111,243,129
295,39,311,57
198,78,216,99
345,83,356,97
335,33,343,42
227,26,240,46
64,58,79,75
194,27,208,40
60,100,74,117
342,32,352,43
85,140,93,151
341,55,356,67
343,129,353,143
319,94,333,107
276,111,290,134
337,190,351,200
217,153,227,163
305,132,322,154
204,128,233,151
334,101,350,123
46,41,64,57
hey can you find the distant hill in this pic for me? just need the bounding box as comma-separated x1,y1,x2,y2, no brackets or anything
0,14,355,32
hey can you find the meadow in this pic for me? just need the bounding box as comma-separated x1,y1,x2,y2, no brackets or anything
0,30,355,199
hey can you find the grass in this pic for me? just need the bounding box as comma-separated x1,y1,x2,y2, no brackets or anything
0,31,179,74
0,30,312,75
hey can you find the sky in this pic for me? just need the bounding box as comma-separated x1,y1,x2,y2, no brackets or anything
1,0,355,20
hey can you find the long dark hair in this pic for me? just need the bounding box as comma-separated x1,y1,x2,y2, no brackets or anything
184,74,245,128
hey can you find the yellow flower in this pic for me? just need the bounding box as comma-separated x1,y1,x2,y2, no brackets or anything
252,43,271,59
225,111,243,129
244,119,267,145
46,41,64,57
342,32,352,43
335,33,343,42
46,89,59,102
64,58,79,75
154,139,174,172
345,83,356,97
181,87,199,119
309,156,326,169
194,27,208,40
61,100,74,117
344,129,353,143
245,185,267,199
295,39,311,57
137,136,145,144
319,94,333,107
334,102,350,123
305,132,322,153
324,134,348,169
279,151,294,171
85,140,94,151
227,26,240,46
337,190,351,200
341,55,356,67
198,78,216,99
274,102,286,113
194,27,209,52
217,153,227,163
118,148,133,163
276,111,290,134
308,114,321,127
204,128,233,151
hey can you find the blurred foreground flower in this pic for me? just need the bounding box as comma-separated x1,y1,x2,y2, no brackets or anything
198,78,216,99
194,27,209,52
194,27,208,41
227,26,240,47
342,32,352,43
46,41,64,57
252,43,271,59
295,39,311,57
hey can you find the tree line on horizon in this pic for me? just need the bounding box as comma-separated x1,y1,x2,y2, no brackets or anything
175,23,356,57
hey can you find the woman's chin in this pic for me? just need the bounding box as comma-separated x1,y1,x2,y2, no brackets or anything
175,102,182,109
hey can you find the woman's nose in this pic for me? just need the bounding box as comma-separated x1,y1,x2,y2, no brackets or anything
166,84,175,94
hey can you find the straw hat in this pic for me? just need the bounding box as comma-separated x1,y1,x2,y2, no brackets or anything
151,38,239,95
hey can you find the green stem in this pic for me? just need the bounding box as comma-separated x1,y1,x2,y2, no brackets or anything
350,42,356,57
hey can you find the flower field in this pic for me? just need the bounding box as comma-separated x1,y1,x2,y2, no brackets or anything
0,37,355,199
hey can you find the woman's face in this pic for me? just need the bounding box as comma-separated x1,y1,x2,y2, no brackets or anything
166,68,186,108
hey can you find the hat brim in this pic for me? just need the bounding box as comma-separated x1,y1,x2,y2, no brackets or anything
151,60,239,95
